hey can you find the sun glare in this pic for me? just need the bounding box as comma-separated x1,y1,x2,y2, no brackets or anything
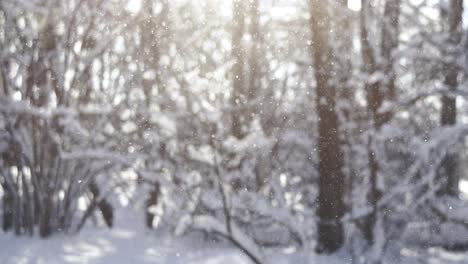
348,0,361,11
460,179,468,200
127,0,142,13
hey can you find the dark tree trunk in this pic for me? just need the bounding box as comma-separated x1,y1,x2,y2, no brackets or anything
145,183,160,229
89,181,113,228
334,0,355,215
231,0,246,139
309,0,345,253
248,0,260,116
2,186,13,232
360,0,379,244
440,0,463,196
39,196,52,238
360,0,400,244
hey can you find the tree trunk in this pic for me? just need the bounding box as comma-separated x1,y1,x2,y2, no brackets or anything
360,0,400,244
89,181,113,228
1,184,13,232
231,0,246,139
145,183,160,229
440,0,463,196
248,0,261,120
309,0,345,253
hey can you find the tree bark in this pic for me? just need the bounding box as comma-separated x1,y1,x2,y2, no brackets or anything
309,0,345,253
89,181,113,228
360,0,400,244
248,0,261,116
231,0,246,139
439,0,463,196
145,183,160,229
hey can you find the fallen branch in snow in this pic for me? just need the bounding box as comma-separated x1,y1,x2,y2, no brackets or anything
191,215,264,264
430,203,468,230
201,138,264,264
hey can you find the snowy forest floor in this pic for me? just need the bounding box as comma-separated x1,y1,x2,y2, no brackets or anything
1,209,468,264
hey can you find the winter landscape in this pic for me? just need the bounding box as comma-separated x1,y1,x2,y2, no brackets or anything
2,0,468,263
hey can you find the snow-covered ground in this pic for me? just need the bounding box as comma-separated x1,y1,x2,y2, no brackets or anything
0,227,250,264
1,228,468,264
0,209,251,264
1,209,468,264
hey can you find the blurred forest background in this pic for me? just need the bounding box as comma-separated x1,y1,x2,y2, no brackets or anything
1,0,468,263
